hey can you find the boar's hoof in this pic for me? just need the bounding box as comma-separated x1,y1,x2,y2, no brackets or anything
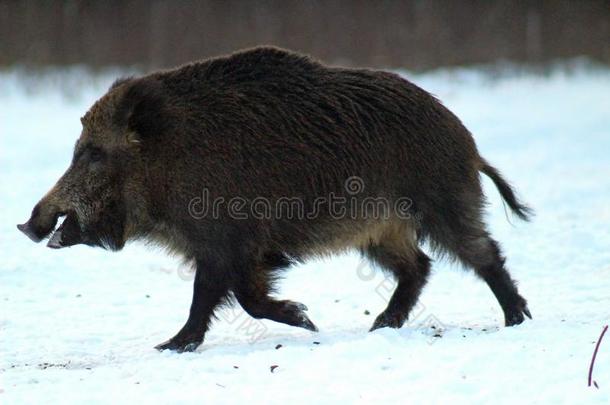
281,300,318,332
369,311,407,332
155,337,202,353
296,312,318,332
504,302,532,327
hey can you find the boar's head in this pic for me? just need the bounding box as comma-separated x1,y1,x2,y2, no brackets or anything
17,77,170,250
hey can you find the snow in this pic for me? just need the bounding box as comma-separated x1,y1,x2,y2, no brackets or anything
1,63,609,403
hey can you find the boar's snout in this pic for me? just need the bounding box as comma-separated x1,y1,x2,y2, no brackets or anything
17,202,66,244
16,221,44,243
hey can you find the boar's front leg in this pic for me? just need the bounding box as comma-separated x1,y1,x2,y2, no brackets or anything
234,252,318,332
155,257,230,353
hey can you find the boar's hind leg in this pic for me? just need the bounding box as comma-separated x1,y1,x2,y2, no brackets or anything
454,234,531,326
233,252,318,332
364,244,432,332
155,257,230,353
428,184,531,326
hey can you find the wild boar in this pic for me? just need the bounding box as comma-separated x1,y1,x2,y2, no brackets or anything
18,46,532,352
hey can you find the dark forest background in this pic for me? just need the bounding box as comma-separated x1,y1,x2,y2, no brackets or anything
1,0,609,70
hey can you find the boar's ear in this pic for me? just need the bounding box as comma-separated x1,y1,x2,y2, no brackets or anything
115,78,170,143
110,76,134,90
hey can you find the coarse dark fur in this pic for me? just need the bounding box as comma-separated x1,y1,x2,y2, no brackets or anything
18,46,532,352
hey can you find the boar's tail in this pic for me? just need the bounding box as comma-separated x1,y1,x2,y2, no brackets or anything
479,161,533,221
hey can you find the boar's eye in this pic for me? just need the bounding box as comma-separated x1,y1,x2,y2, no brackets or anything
89,147,104,163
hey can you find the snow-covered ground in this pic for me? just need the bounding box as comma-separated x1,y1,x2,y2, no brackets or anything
1,62,609,404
